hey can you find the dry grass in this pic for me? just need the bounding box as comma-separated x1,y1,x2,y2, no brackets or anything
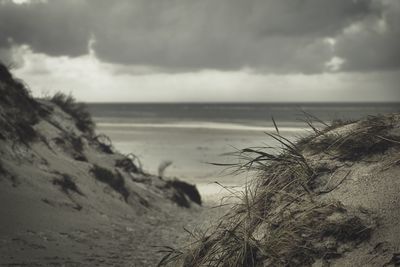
90,165,129,201
115,157,140,174
116,153,143,174
305,115,399,161
53,173,84,196
0,62,40,143
50,92,95,136
165,179,202,208
0,160,6,176
54,134,87,162
157,115,393,266
94,134,114,154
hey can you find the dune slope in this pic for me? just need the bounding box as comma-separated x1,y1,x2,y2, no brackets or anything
0,64,203,266
162,114,400,267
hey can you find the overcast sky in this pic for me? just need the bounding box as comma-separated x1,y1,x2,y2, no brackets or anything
0,0,399,102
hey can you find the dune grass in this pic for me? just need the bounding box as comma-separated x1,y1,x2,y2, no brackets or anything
50,92,95,136
90,165,129,201
0,63,41,143
53,174,84,196
157,115,394,266
164,179,202,208
54,133,87,162
0,160,6,176
115,154,141,174
93,134,114,154
304,115,399,161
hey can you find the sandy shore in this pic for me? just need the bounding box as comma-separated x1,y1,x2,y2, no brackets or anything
0,67,229,266
2,64,400,266
0,190,226,266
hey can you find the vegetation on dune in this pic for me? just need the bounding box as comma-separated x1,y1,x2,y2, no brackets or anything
115,153,142,174
0,63,42,143
158,114,400,266
158,160,173,178
54,134,88,162
165,179,202,208
299,114,399,161
93,134,114,154
50,92,95,136
53,173,84,196
90,165,130,201
0,160,6,176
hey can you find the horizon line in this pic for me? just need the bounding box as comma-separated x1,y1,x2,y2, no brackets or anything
83,101,400,104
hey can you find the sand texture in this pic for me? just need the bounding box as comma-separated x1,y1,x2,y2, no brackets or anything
161,114,400,267
0,66,222,266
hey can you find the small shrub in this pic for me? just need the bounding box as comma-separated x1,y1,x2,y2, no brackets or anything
169,191,190,208
115,153,143,174
70,135,84,153
166,180,202,206
0,160,18,187
69,136,87,161
90,165,129,201
53,174,84,196
54,135,87,162
0,62,40,143
14,121,38,143
0,160,6,176
94,134,114,154
115,158,139,173
50,92,95,135
0,63,15,83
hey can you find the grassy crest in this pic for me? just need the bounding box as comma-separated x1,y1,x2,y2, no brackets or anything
158,114,400,266
50,92,95,136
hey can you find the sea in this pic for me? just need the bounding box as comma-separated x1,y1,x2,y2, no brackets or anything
87,103,400,198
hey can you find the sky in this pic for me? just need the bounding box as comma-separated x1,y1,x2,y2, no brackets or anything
0,0,399,102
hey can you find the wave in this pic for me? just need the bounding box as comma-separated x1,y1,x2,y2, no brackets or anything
97,122,308,132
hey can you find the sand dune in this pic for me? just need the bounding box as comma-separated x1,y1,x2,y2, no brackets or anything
0,64,213,266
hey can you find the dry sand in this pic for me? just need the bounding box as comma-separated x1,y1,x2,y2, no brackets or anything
158,114,400,267
1,67,399,266
0,97,227,266
0,188,224,266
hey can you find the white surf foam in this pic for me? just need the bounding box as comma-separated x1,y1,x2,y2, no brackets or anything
97,122,308,132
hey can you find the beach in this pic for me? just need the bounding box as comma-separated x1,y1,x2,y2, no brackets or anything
2,1,400,265
1,64,399,265
89,103,400,200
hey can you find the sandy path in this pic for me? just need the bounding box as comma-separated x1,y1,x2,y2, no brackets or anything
0,197,226,267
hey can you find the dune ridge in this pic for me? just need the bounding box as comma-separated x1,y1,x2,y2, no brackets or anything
0,64,205,266
161,114,400,266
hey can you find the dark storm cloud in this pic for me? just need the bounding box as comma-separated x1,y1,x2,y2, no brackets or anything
89,0,377,73
335,0,400,71
0,0,397,73
0,0,90,57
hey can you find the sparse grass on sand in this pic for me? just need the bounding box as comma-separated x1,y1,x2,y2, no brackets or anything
300,114,399,161
50,92,95,136
158,114,400,267
90,164,129,201
53,173,84,196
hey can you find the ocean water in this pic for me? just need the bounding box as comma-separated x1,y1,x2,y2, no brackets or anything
87,103,400,197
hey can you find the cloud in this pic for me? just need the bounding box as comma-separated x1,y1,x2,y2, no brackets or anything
1,0,398,73
89,0,378,73
0,0,90,57
13,47,400,102
335,0,400,71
